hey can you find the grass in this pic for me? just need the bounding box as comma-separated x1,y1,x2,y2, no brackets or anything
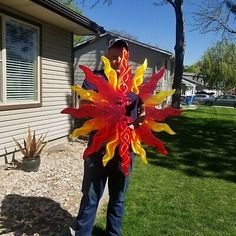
94,106,236,236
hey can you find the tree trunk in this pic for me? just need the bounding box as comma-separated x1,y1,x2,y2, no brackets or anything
171,0,185,109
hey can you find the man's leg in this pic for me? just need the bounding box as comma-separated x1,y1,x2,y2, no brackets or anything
105,153,134,236
75,154,107,236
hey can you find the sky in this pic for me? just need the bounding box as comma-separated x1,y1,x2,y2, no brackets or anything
76,0,221,66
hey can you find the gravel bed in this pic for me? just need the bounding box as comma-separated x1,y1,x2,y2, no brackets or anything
0,140,87,236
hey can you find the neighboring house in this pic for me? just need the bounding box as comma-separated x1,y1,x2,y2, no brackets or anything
0,0,104,156
182,72,205,95
182,72,222,96
74,32,175,106
228,87,236,95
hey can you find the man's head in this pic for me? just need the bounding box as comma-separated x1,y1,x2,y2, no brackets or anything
108,38,129,52
105,38,129,73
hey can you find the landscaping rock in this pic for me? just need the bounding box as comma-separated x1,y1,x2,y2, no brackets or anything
0,140,87,236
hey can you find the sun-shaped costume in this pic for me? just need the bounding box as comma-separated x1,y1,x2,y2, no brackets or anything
62,49,182,176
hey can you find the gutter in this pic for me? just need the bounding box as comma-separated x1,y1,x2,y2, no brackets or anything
30,0,105,35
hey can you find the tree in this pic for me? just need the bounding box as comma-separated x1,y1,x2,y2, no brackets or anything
55,0,86,44
154,1,185,108
193,0,236,40
81,0,112,8
56,0,82,13
199,41,236,92
184,62,201,73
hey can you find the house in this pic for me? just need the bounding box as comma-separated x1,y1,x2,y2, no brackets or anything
181,72,205,95
228,87,236,95
0,0,104,156
182,72,222,96
74,32,175,106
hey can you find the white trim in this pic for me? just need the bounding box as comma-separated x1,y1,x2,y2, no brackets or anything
0,13,40,106
1,15,6,103
182,79,196,87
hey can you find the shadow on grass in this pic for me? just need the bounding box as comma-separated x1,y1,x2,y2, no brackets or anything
0,194,75,236
92,225,106,236
147,112,236,183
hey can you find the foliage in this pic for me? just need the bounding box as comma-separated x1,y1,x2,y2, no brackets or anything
13,128,47,158
184,62,201,73
55,0,85,44
227,0,236,14
55,0,82,13
199,40,236,91
193,0,236,40
96,106,236,235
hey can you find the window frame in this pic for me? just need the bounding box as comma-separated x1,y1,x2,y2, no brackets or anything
0,12,41,111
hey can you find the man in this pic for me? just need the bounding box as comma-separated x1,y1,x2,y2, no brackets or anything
75,38,145,236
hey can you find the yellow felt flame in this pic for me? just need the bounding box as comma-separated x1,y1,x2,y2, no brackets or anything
146,120,176,135
103,130,119,166
71,85,102,102
71,118,104,138
130,130,147,164
131,59,148,94
102,56,118,90
144,90,175,106
131,139,147,164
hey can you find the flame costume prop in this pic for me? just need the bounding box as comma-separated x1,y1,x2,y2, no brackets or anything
62,49,181,176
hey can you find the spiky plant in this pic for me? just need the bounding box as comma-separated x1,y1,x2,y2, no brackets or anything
13,127,47,158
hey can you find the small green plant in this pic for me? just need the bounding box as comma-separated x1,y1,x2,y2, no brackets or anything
13,127,47,159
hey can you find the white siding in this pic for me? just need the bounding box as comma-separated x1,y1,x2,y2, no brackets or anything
74,40,105,86
0,22,73,156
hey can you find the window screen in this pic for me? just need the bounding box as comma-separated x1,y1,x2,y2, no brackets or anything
5,19,38,101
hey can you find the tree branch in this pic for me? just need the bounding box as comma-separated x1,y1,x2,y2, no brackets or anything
192,0,236,39
166,0,176,8
195,12,236,34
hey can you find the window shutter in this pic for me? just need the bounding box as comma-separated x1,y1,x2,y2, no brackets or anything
5,19,38,101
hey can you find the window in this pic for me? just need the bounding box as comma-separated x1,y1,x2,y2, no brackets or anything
0,16,2,102
0,14,40,109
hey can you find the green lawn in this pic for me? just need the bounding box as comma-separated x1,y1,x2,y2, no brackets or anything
94,106,236,236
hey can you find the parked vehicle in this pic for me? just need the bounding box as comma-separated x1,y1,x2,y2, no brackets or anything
196,90,216,96
192,94,214,105
204,95,236,108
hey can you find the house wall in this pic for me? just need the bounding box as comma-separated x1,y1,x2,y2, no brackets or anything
74,38,106,86
0,7,72,156
74,36,173,94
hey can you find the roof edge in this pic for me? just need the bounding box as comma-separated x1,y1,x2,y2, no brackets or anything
106,31,173,56
74,32,174,56
30,0,105,35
